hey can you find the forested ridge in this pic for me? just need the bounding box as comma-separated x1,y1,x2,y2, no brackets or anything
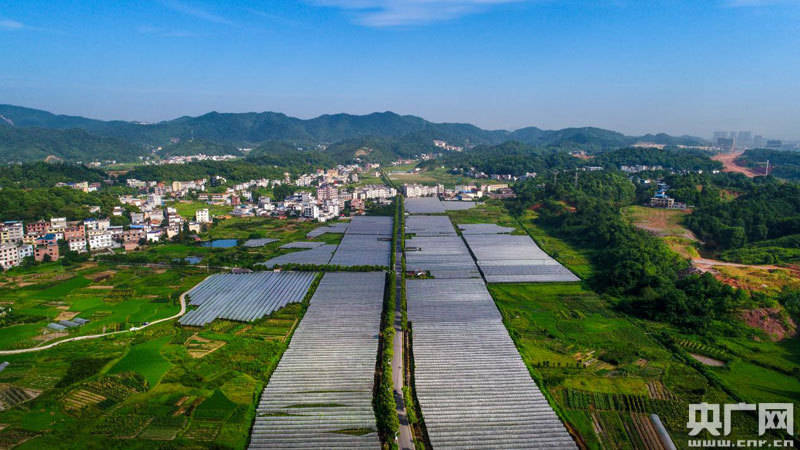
0,103,707,163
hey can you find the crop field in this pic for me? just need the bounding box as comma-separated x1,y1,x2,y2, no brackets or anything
489,281,799,448
0,294,309,449
0,263,206,350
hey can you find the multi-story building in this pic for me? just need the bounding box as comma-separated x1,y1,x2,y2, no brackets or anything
146,230,162,243
68,238,87,253
50,217,67,230
303,203,320,220
0,243,21,270
402,183,439,198
317,184,339,203
0,222,24,243
18,244,33,260
195,208,211,224
87,231,113,250
63,225,85,241
34,244,59,262
26,220,50,235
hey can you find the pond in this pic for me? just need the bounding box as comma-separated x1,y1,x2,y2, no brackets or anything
200,239,238,248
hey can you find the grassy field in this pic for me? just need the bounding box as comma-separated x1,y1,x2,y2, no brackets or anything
0,263,205,350
388,166,506,188
169,200,232,218
445,200,524,233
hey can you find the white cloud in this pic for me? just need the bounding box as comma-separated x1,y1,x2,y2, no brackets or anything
159,0,233,25
0,19,24,30
310,0,528,26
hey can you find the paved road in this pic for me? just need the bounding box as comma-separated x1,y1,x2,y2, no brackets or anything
393,241,415,449
0,288,191,355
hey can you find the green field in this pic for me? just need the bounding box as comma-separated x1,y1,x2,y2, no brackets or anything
169,200,232,218
0,299,307,449
109,335,172,387
0,263,203,350
389,165,506,188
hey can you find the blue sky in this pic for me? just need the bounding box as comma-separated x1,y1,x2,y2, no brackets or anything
1,0,799,139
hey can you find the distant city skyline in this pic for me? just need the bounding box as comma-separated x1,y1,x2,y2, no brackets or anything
2,0,799,139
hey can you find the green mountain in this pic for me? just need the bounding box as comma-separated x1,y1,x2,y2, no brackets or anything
0,104,710,163
0,125,146,163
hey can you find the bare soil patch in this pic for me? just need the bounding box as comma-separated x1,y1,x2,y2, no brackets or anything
32,331,68,344
740,308,797,341
185,334,226,358
54,311,79,321
712,152,762,178
689,353,726,367
87,270,116,282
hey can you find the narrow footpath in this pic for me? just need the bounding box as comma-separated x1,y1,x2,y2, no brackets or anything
393,216,414,450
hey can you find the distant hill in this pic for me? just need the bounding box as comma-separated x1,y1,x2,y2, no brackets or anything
0,125,146,163
0,104,709,163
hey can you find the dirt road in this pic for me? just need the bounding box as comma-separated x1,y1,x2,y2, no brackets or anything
712,152,761,177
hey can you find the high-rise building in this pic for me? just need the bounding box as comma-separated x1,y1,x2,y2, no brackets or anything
737,131,752,149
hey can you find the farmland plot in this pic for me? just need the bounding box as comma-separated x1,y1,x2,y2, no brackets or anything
249,272,385,449
180,272,316,327
328,216,392,267
407,278,576,449
463,233,580,283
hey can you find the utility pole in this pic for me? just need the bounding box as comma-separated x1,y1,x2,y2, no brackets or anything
574,171,579,189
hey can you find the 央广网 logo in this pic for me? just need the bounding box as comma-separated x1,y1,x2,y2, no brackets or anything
687,403,795,448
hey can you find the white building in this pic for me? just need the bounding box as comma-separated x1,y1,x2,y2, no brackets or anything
195,208,211,224
87,231,113,250
18,244,33,260
0,243,21,270
303,203,320,220
68,239,87,253
50,217,67,230
403,183,440,198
